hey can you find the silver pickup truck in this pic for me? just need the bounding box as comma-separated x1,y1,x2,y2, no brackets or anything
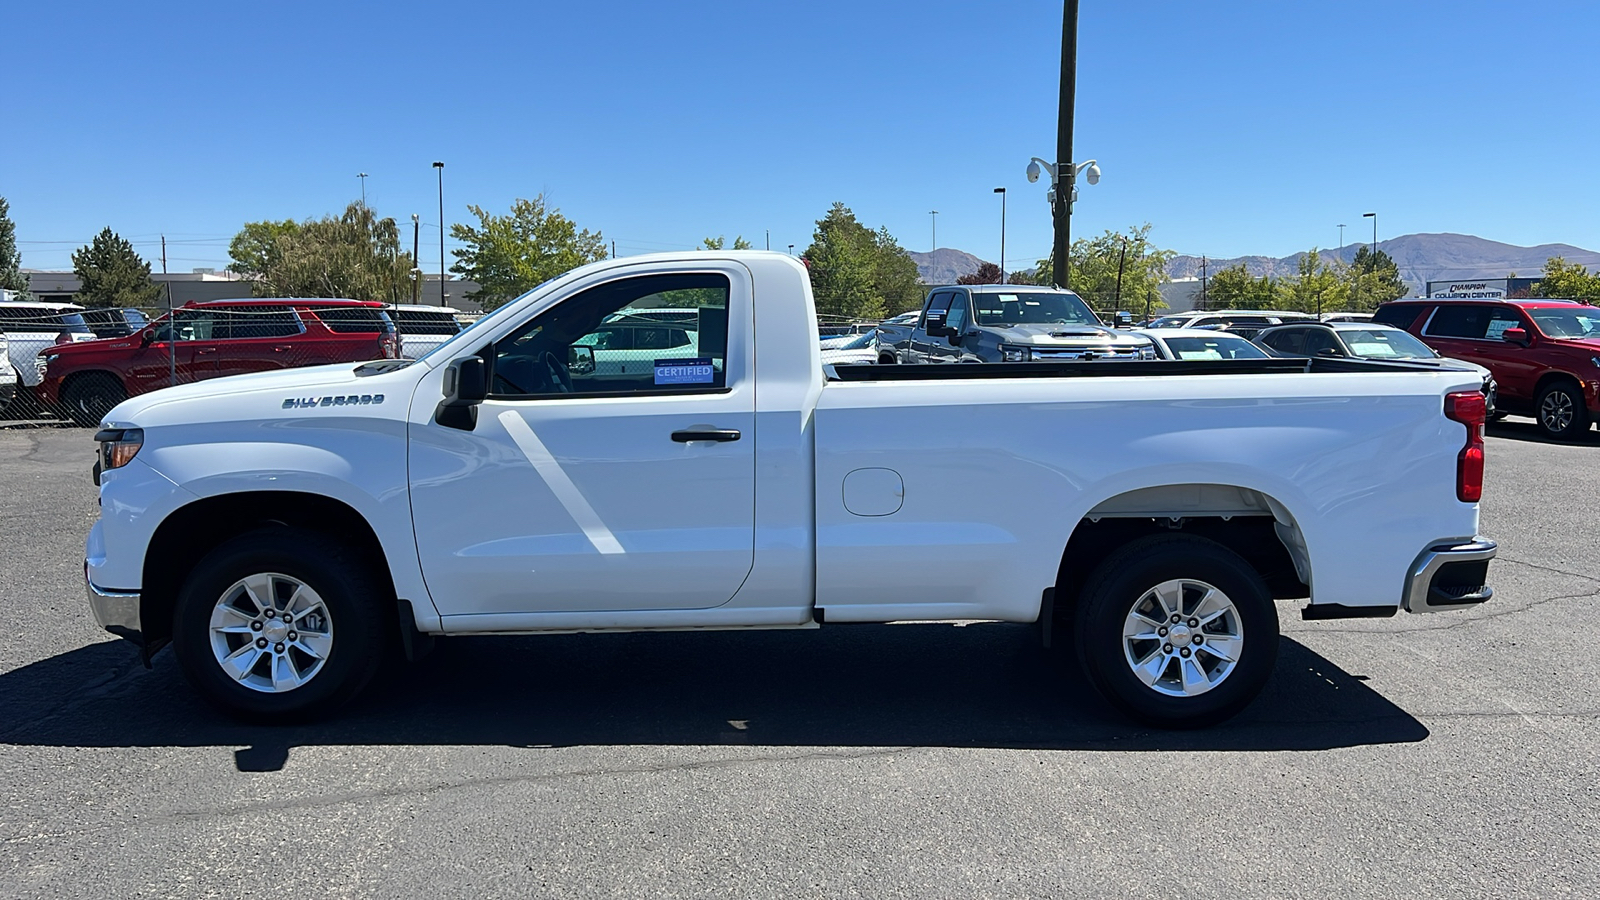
879,284,1152,363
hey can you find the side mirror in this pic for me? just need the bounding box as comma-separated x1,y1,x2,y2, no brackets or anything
924,310,953,338
435,355,487,430
140,330,155,347
1315,347,1344,358
569,344,596,375
1502,327,1530,346
1114,311,1133,327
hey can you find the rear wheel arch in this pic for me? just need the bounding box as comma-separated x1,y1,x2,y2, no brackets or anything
140,491,398,656
1048,484,1309,644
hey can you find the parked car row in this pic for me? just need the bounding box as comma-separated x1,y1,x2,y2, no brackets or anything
0,296,466,422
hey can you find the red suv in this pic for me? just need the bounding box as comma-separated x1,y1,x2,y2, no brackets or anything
39,298,399,426
1374,297,1600,440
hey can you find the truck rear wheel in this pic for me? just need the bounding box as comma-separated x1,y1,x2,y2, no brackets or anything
1073,534,1278,728
60,373,126,428
172,528,388,721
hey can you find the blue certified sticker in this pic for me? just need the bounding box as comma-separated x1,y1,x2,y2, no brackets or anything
655,358,715,385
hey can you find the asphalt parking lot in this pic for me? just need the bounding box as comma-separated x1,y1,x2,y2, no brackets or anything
1,419,1595,899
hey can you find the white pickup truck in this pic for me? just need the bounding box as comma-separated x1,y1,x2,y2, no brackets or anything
83,251,1497,727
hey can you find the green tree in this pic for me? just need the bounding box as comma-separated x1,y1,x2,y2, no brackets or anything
1278,248,1350,314
449,195,607,311
1029,225,1174,316
0,197,31,299
802,203,924,319
1533,256,1600,300
1201,264,1279,310
70,228,162,309
228,219,300,278
1346,246,1409,311
701,235,752,250
252,203,418,302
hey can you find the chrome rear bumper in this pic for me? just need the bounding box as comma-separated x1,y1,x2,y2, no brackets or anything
1404,539,1497,613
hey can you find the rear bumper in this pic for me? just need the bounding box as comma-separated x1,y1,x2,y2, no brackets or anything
1403,539,1497,613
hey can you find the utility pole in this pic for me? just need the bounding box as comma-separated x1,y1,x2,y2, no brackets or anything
1053,0,1079,289
1114,235,1127,311
411,214,421,304
162,235,174,386
359,172,368,207
1200,256,1208,311
994,187,1007,284
765,230,770,251
433,162,445,307
929,210,938,253
612,239,617,259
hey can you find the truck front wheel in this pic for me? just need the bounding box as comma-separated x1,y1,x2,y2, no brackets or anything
60,373,126,428
172,528,388,721
1073,534,1278,728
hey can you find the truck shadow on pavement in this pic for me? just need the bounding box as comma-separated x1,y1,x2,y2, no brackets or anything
0,623,1426,772
1487,417,1600,445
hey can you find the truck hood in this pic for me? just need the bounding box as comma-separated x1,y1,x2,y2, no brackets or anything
984,323,1145,346
104,360,424,427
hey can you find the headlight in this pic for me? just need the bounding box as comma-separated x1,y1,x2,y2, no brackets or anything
1000,346,1030,362
94,427,144,477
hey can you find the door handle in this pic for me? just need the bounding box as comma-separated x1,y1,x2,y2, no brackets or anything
671,428,741,443
196,347,218,355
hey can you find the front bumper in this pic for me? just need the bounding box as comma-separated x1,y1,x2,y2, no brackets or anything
87,575,143,644
1403,539,1497,613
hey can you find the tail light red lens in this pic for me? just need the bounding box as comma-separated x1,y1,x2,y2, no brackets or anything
382,333,399,359
1444,391,1486,503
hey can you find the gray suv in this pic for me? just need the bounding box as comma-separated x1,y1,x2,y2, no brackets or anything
884,285,1152,364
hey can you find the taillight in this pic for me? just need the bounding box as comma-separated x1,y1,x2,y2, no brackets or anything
382,333,399,359
1445,391,1486,503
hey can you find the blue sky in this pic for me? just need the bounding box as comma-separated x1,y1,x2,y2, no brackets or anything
6,1,1597,276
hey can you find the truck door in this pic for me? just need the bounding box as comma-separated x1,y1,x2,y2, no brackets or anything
909,291,957,362
408,265,757,618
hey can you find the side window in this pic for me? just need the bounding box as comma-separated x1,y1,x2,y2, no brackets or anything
168,309,221,341
491,272,730,398
1484,307,1523,340
1302,329,1339,356
946,294,970,333
1423,305,1490,339
1264,329,1306,355
1372,305,1422,329
216,307,303,340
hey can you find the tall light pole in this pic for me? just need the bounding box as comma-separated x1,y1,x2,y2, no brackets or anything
788,244,795,256
993,187,1007,284
1027,156,1099,286
1338,223,1346,262
433,162,446,306
1054,0,1080,287
358,172,368,207
1364,212,1377,257
929,210,939,252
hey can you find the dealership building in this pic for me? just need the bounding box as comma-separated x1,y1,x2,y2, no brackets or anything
1425,277,1541,299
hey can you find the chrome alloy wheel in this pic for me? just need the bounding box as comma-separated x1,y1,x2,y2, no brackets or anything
1541,389,1575,433
207,572,334,694
1121,578,1244,698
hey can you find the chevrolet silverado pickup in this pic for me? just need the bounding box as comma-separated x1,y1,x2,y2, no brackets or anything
83,251,1497,727
881,284,1153,364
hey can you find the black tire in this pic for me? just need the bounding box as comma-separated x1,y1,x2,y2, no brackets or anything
172,528,389,721
878,353,897,365
60,373,126,428
1535,380,1590,440
1073,534,1278,728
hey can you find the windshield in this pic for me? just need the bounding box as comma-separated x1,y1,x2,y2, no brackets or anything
1341,328,1437,359
1148,315,1190,329
1160,335,1268,360
971,291,1098,327
1528,307,1600,339
828,331,875,350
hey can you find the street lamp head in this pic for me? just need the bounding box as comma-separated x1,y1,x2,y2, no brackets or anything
1363,212,1375,218
1084,162,1101,185
411,213,419,223
432,161,445,169
1026,160,1041,184
994,187,1005,194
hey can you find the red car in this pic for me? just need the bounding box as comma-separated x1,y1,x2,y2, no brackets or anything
1374,297,1600,440
39,298,399,426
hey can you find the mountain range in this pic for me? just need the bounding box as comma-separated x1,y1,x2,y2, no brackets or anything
912,234,1600,294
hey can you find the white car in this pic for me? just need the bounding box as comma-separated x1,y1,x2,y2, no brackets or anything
0,300,96,388
0,330,15,414
83,251,1496,729
819,330,879,366
386,305,464,359
1133,327,1272,361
